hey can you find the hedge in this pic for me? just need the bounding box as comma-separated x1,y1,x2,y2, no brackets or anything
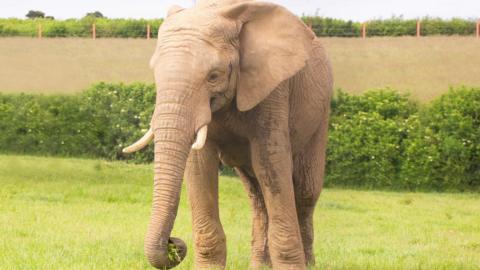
401,87,480,190
327,90,418,189
0,18,163,38
1,83,479,191
0,82,156,163
0,17,477,38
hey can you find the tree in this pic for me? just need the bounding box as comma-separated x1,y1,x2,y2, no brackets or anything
26,10,45,19
85,11,105,18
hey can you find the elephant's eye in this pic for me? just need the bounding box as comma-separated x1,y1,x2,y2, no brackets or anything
207,71,220,83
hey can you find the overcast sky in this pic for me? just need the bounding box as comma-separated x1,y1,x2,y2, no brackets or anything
2,0,479,21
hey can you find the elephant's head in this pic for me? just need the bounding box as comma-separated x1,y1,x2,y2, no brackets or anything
123,1,315,269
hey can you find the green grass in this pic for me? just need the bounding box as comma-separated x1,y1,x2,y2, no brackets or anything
0,155,479,269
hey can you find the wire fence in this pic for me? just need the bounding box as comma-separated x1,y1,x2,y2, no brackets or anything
305,17,480,38
1,17,480,39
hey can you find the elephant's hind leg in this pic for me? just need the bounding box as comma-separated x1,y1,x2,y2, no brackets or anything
185,141,226,269
235,166,271,269
293,123,328,266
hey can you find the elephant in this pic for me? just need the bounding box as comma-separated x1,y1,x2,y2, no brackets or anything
123,0,333,269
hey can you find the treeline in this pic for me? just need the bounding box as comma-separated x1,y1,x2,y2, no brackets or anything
0,17,478,38
304,16,478,37
0,18,163,38
1,83,479,191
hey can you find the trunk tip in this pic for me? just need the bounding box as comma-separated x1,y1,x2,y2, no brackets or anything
145,237,187,269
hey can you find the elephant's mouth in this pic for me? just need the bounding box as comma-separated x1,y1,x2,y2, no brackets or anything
123,124,208,154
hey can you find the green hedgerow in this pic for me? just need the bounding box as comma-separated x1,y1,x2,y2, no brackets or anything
1,84,479,191
401,86,480,191
78,82,156,162
0,82,156,162
327,112,408,188
331,88,418,120
327,89,419,189
0,17,477,38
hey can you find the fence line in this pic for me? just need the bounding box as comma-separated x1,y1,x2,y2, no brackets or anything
88,23,153,40
354,19,479,39
417,20,421,37
30,20,480,39
477,19,480,38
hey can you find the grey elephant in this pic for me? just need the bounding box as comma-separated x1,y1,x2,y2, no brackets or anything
123,0,333,269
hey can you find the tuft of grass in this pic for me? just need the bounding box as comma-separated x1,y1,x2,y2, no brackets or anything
0,154,479,269
400,197,413,205
167,242,182,264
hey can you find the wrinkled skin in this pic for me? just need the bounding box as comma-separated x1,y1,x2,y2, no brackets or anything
135,0,333,269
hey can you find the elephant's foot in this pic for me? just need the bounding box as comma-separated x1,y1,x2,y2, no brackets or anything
194,244,227,270
193,224,227,269
303,243,315,267
196,264,225,270
267,219,306,270
249,250,271,269
250,260,271,270
195,258,226,269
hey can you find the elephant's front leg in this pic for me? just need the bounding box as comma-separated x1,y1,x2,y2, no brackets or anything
185,141,226,269
235,167,271,269
251,134,306,269
249,90,306,269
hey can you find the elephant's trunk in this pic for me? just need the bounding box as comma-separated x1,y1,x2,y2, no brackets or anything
134,52,212,268
144,103,195,269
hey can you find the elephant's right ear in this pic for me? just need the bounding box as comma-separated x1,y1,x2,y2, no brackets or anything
219,2,315,111
167,5,184,18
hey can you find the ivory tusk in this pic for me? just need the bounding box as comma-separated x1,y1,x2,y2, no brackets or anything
192,125,208,150
122,127,154,154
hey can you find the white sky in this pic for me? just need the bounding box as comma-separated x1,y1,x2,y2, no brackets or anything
1,0,479,21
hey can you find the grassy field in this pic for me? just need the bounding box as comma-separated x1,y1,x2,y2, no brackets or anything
1,37,479,101
1,155,479,269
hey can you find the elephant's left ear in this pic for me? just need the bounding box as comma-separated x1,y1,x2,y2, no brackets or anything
220,2,315,111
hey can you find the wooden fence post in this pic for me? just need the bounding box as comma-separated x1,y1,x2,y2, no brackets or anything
147,24,151,39
362,23,366,39
416,20,421,37
38,24,42,39
477,19,480,39
92,23,96,40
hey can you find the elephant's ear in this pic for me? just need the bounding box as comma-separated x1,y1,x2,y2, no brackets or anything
220,2,315,111
167,5,184,18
